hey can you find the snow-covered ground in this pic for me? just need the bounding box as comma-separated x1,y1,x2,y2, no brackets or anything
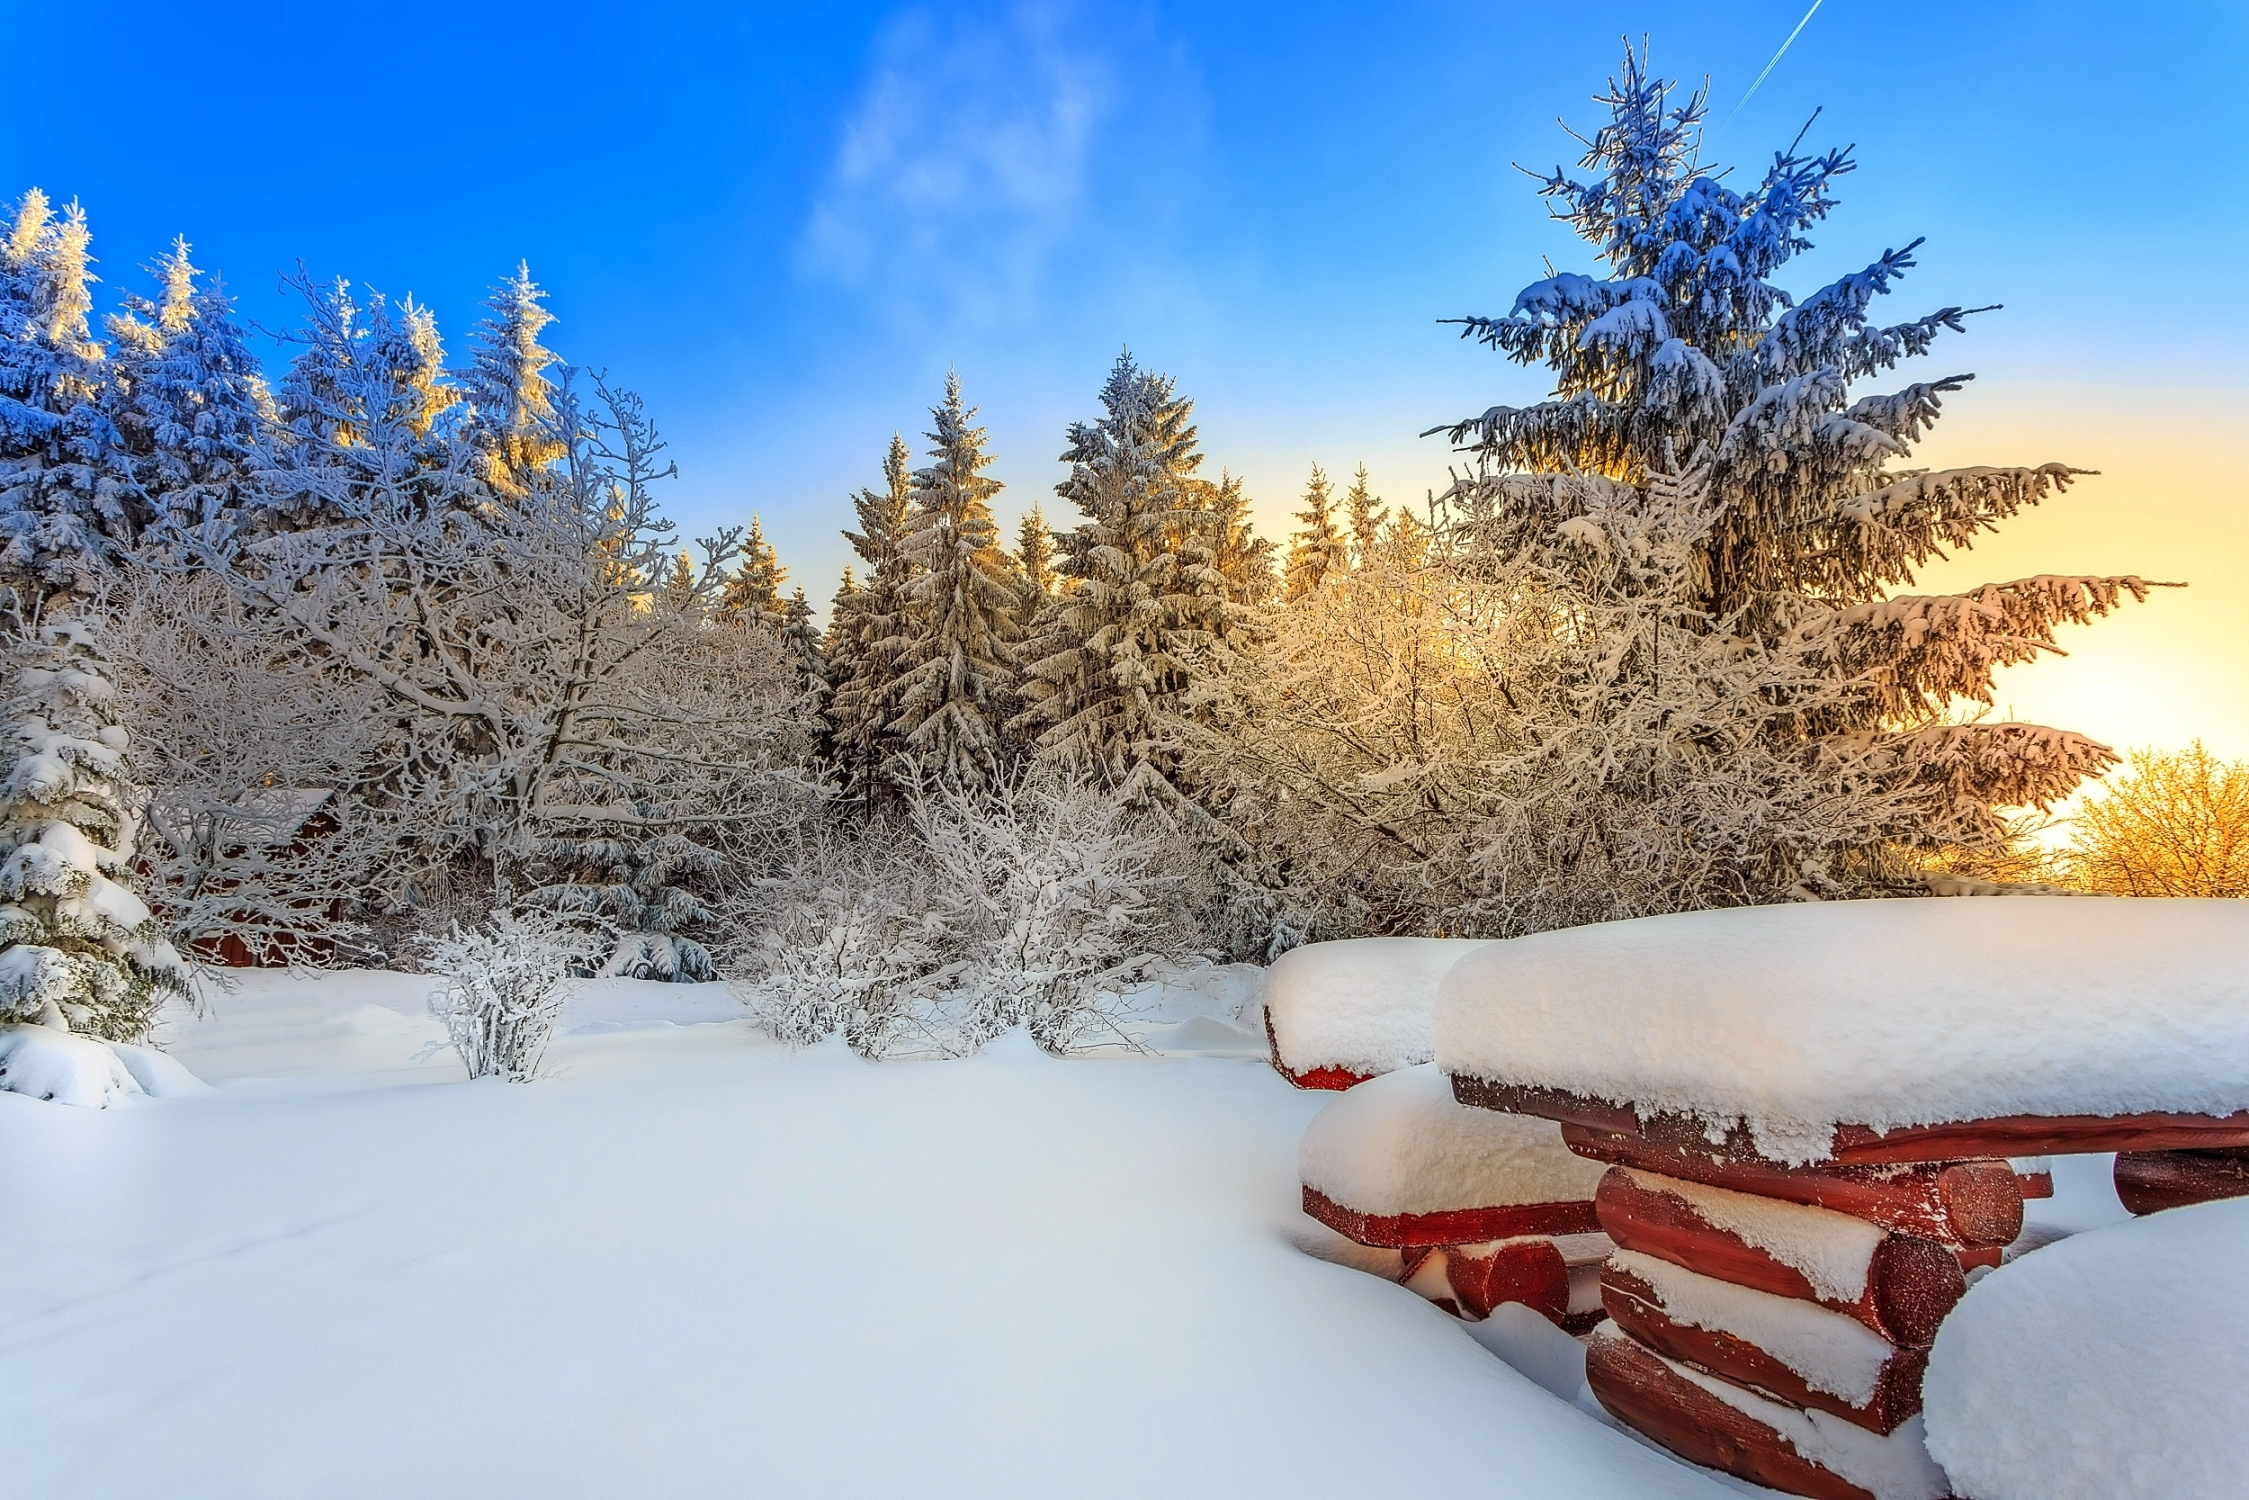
0,967,1783,1499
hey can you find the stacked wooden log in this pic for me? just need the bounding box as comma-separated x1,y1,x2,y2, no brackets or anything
1543,1118,1994,1500
1297,1064,1611,1331
2113,1146,2249,1215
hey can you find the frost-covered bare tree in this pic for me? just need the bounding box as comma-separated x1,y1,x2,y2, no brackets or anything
161,274,818,964
103,570,394,965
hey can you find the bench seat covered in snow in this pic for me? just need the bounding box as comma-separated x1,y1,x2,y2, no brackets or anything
1435,898,2249,1166
1265,937,1489,1089
1298,1063,1604,1245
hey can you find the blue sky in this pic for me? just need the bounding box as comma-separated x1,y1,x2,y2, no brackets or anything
12,1,2249,752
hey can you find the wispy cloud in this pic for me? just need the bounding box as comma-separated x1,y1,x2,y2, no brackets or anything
802,4,1116,325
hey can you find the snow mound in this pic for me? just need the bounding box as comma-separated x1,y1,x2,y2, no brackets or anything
0,1024,145,1107
103,1040,213,1097
1923,1195,2249,1499
1435,898,2249,1163
1267,938,1490,1080
1299,1062,1606,1216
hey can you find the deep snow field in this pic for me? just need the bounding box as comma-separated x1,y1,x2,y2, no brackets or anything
0,968,2131,1498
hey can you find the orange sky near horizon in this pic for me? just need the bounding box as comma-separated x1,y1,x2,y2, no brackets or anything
1909,381,2249,787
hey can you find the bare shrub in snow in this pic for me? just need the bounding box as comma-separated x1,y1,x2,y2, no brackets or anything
907,770,1185,1054
726,772,1200,1059
418,910,599,1081
723,820,943,1053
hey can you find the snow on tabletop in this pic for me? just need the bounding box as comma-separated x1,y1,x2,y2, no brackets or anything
1266,937,1490,1077
0,1024,145,1107
1923,1195,2249,1500
0,969,1747,1500
1435,898,2249,1164
1621,1167,1884,1304
1299,1062,1606,1215
1595,1327,1952,1500
1609,1248,1894,1405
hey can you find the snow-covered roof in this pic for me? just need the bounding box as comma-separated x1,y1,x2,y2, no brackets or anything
1434,898,2249,1164
1265,937,1490,1081
1923,1196,2249,1500
1298,1062,1605,1219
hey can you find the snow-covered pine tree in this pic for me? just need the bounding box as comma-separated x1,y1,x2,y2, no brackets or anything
457,262,563,503
1013,352,1230,795
826,434,917,808
1015,503,1054,613
662,548,697,611
0,191,131,599
884,372,1021,790
720,515,787,628
250,273,468,534
103,239,267,546
0,602,187,1039
1282,464,1343,600
1419,47,2158,872
1342,463,1386,570
1208,470,1276,603
780,587,830,716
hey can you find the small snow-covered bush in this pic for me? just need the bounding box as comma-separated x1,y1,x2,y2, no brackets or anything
419,911,598,1081
909,771,1184,1055
724,821,944,1054
727,773,1197,1059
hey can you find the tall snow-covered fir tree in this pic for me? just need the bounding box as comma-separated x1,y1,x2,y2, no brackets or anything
103,239,268,545
0,605,186,1039
720,515,787,627
1208,470,1276,602
1420,48,2156,871
1341,463,1386,570
1014,352,1231,795
884,372,1021,790
458,262,563,502
0,191,131,599
251,273,469,534
826,434,918,807
1015,504,1054,613
1282,464,1343,600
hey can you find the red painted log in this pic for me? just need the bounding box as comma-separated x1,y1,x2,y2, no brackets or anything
2114,1148,2249,1215
1603,1265,1926,1435
2015,1166,2053,1200
1264,1011,1374,1090
1561,1124,2022,1249
1585,1333,1898,1500
1444,1238,1572,1323
1453,1073,2249,1161
1596,1168,1964,1346
1301,1184,1599,1249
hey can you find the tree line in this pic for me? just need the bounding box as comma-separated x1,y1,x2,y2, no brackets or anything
0,50,2195,1057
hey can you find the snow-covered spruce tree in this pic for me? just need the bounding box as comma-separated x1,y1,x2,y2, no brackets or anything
1417,51,2156,868
0,601,187,1039
883,372,1022,791
1013,353,1233,797
247,272,465,536
0,191,133,599
102,239,267,547
719,515,788,627
1341,463,1386,570
1281,464,1343,601
457,262,564,503
1015,503,1055,613
1208,470,1277,603
825,434,918,808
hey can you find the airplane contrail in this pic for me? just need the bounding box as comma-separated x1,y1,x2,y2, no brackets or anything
1729,0,1824,120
